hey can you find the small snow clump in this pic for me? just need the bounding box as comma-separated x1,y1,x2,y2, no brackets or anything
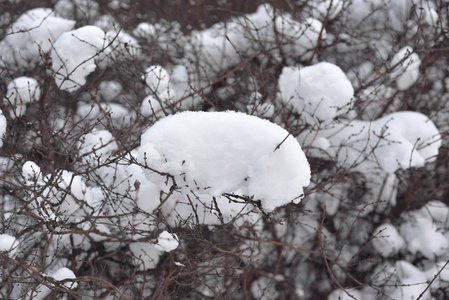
155,231,179,252
4,77,41,118
390,46,422,90
0,234,19,258
51,26,105,91
279,62,354,124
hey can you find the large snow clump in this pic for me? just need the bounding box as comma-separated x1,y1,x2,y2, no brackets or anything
138,111,311,213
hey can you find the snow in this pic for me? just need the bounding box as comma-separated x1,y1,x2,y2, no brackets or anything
274,16,325,61
154,231,179,252
279,62,354,124
418,200,449,228
143,65,170,95
0,1,447,299
51,25,105,91
54,0,99,22
301,111,441,174
51,267,78,288
185,4,325,91
129,242,161,270
399,215,449,259
347,0,411,32
0,234,19,258
372,223,405,257
0,110,7,148
98,80,123,101
78,130,117,163
308,0,344,21
138,111,311,213
38,170,91,218
390,46,422,91
22,161,42,183
4,77,41,118
100,29,141,67
327,288,363,300
387,261,430,300
93,157,161,216
140,89,175,118
133,22,156,39
0,8,75,69
424,261,449,291
32,267,77,300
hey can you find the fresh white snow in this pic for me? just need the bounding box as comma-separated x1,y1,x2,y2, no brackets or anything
138,111,311,214
154,231,179,252
51,25,105,91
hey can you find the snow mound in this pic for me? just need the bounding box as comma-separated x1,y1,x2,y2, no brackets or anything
32,267,78,300
0,8,75,69
143,65,170,95
130,242,161,270
4,77,41,118
279,62,354,124
390,46,422,91
302,111,441,174
372,223,405,257
22,161,42,183
54,0,100,22
0,234,19,258
99,29,141,67
51,267,78,288
138,111,310,212
51,25,105,91
155,231,179,252
400,216,448,259
0,110,7,148
78,130,117,163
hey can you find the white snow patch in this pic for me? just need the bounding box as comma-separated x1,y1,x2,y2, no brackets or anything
4,77,41,118
0,8,75,69
390,46,422,91
300,111,441,174
143,65,170,95
78,130,117,163
138,111,310,213
155,231,179,252
129,242,161,270
279,62,354,124
400,215,449,259
372,223,405,257
51,26,105,91
0,234,19,258
22,161,42,183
